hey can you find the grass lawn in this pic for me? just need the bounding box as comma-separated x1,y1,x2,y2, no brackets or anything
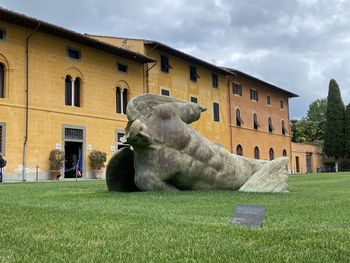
0,173,349,262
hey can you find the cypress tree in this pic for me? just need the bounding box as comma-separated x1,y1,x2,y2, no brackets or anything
324,79,345,172
344,104,350,158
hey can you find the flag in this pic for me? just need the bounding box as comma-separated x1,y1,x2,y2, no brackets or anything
76,154,82,178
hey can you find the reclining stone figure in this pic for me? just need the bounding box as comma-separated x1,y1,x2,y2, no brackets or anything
106,94,288,193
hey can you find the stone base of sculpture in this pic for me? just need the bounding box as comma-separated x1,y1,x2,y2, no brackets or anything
106,94,289,193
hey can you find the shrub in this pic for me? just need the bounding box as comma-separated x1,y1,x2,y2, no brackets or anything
88,150,107,170
49,149,65,171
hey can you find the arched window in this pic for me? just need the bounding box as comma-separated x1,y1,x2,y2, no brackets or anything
282,120,287,135
236,108,242,127
283,149,287,156
74,78,80,107
65,75,72,106
65,75,81,107
236,144,243,156
268,117,273,133
253,113,259,130
116,87,128,114
269,148,274,160
254,146,260,159
0,63,4,98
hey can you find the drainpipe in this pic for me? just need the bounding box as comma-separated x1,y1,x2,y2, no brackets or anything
23,23,40,181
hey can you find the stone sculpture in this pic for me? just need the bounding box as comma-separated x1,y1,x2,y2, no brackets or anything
106,94,288,193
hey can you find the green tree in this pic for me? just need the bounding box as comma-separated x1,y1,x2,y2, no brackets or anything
344,104,350,158
306,98,327,122
324,79,345,172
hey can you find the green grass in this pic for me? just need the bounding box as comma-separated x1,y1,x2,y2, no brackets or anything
0,173,349,263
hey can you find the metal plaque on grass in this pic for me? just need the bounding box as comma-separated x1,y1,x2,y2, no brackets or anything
231,204,266,228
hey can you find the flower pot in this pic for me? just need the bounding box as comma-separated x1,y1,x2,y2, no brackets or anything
50,170,61,180
92,169,104,179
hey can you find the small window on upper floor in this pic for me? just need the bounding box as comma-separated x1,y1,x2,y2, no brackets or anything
280,99,284,109
253,113,260,130
250,89,258,101
117,63,128,73
213,102,220,122
236,108,243,127
67,47,81,60
160,55,172,73
266,95,271,106
65,75,81,107
0,63,5,98
233,83,242,96
0,28,6,41
161,89,170,96
282,120,288,135
190,97,198,103
212,73,218,88
116,87,128,114
190,65,199,82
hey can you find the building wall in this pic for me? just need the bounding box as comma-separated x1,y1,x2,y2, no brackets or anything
0,22,145,180
291,143,323,174
229,76,292,162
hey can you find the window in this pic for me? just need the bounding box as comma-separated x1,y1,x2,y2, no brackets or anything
0,63,4,98
236,144,243,156
65,128,83,140
268,117,274,133
117,63,128,73
0,123,5,155
213,102,220,122
233,83,242,96
67,47,81,60
160,55,172,73
212,73,218,88
236,108,242,127
266,95,271,106
250,89,258,101
254,146,260,159
190,97,198,103
116,87,128,114
282,120,288,135
65,76,81,107
190,66,199,82
116,132,130,150
269,148,274,160
0,28,6,41
283,149,287,157
161,89,170,96
253,113,260,130
280,99,284,109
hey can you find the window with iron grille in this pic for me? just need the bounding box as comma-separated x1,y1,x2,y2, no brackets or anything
190,97,198,103
160,55,172,73
233,83,242,96
250,89,258,101
190,66,199,82
67,47,81,60
65,128,83,140
213,102,220,122
212,73,218,88
116,132,130,150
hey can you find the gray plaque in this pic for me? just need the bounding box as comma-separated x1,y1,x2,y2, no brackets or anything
231,204,266,228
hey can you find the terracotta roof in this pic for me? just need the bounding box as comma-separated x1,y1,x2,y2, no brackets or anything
223,67,298,98
0,7,155,63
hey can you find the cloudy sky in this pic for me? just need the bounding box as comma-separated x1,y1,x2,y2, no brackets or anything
1,0,350,118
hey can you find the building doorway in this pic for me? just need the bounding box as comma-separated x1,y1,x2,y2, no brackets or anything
63,126,85,178
64,141,82,178
306,153,313,173
296,156,300,173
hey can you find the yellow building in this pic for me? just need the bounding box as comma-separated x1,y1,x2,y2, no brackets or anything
0,7,298,181
291,143,324,173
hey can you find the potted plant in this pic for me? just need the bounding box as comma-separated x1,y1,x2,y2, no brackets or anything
88,150,107,179
49,149,65,180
